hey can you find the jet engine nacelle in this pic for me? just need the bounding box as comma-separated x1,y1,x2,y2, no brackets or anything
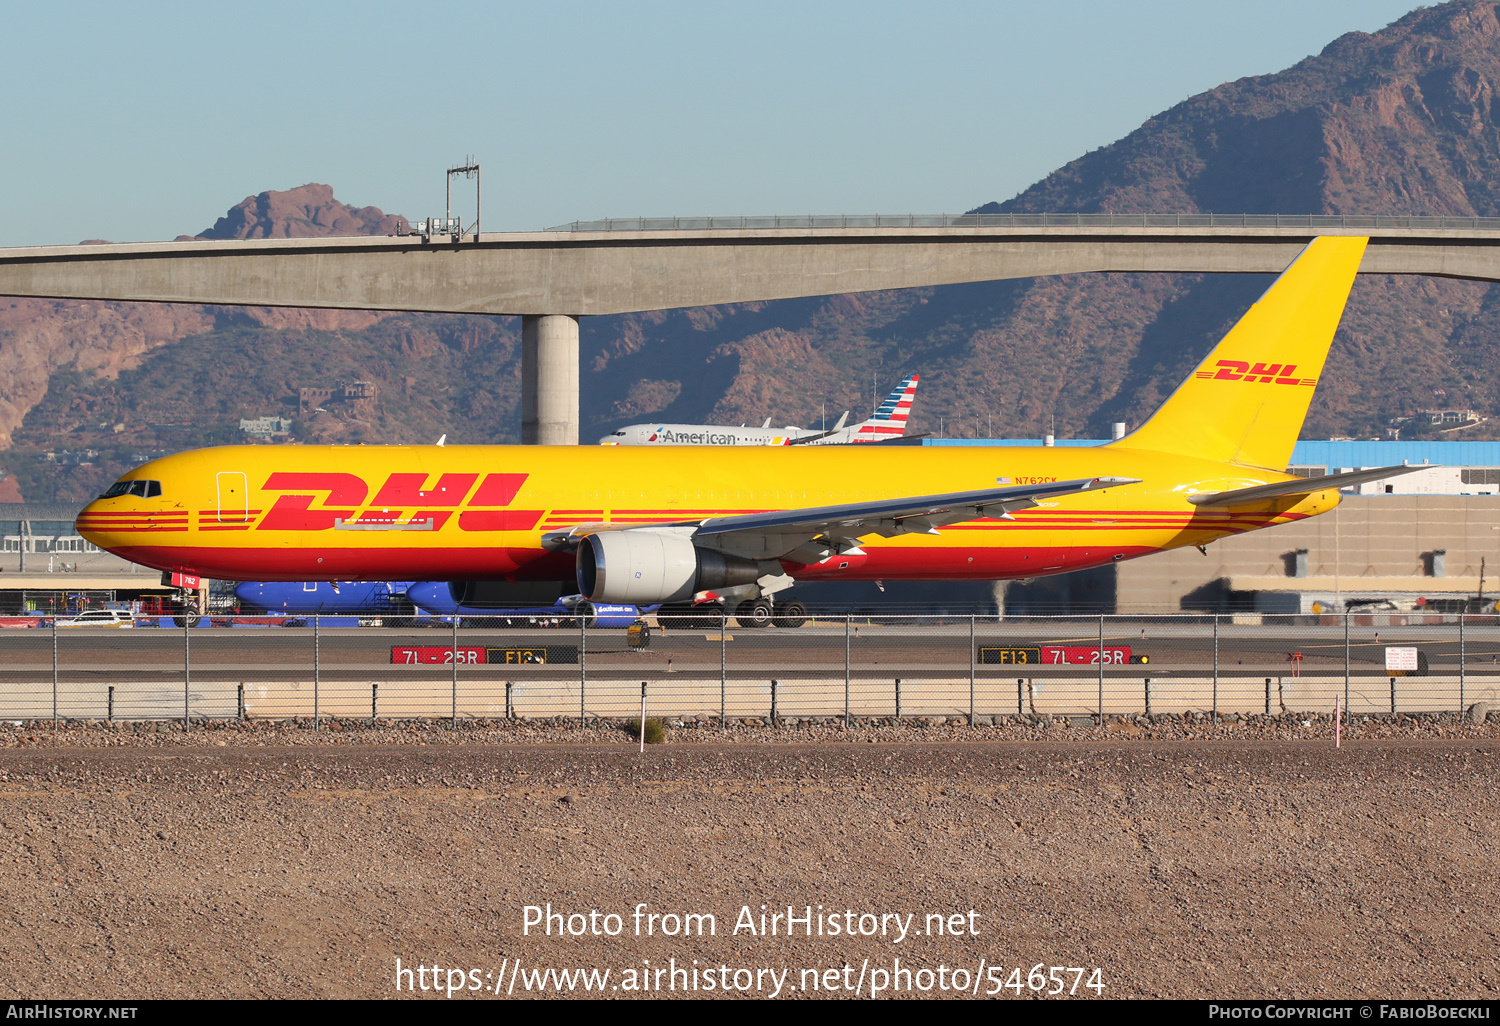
576,531,762,604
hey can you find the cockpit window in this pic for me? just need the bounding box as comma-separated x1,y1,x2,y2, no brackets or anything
100,480,162,499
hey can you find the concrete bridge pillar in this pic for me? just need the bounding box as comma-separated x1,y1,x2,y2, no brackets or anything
521,314,580,445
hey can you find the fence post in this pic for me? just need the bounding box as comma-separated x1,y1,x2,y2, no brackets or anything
451,614,458,729
579,610,587,729
1264,678,1271,717
895,678,902,719
1212,614,1219,723
371,683,378,721
720,606,727,732
504,681,512,720
237,683,244,721
639,681,647,753
1460,612,1466,716
771,679,779,725
1390,675,1397,716
1350,612,1362,717
313,612,320,731
1098,614,1105,723
1017,678,1024,718
183,610,191,730
51,614,58,726
968,614,976,727
1145,678,1152,718
844,614,851,730
108,685,114,723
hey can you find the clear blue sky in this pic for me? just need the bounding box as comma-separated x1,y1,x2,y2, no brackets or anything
0,0,1426,247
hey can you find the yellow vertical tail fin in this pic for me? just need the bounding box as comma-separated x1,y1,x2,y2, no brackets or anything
1113,235,1367,470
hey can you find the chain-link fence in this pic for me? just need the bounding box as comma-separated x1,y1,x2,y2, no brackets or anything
2,611,1497,726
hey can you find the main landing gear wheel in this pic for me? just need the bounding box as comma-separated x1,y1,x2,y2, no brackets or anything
735,599,773,629
656,603,694,630
686,608,720,630
771,599,807,628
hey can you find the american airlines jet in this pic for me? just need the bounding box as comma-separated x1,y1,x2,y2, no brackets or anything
600,373,920,446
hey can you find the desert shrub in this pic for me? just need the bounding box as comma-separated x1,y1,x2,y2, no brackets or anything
624,717,667,744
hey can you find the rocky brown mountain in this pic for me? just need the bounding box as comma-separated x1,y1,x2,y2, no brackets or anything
634,0,1500,446
10,2,1500,503
190,182,410,241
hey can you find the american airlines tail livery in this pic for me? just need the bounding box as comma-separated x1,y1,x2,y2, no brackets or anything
79,237,1413,623
599,373,921,446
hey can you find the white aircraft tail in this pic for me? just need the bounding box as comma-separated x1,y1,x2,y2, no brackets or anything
851,373,920,441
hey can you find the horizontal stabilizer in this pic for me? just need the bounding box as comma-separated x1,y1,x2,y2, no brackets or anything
1188,464,1429,506
865,432,931,446
790,431,932,447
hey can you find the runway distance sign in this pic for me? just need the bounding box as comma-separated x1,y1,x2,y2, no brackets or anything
390,645,580,665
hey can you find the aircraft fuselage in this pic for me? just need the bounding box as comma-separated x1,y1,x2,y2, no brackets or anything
76,442,1334,584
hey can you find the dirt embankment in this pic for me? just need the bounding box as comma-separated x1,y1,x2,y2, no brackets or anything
0,731,1495,1000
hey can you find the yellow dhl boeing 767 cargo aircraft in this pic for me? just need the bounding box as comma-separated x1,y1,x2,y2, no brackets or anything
77,236,1410,613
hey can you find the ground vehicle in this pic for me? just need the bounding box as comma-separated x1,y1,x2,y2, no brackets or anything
54,609,133,628
133,594,201,627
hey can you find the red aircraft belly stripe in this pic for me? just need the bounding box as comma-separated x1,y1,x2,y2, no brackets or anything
102,545,561,581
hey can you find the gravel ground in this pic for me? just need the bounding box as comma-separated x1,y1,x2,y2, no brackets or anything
0,717,1496,1000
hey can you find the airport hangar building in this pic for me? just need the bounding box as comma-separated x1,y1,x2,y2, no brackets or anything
925,438,1500,617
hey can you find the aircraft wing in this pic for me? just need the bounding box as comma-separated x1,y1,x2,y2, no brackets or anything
687,476,1139,561
1188,464,1428,506
541,476,1138,562
785,427,842,445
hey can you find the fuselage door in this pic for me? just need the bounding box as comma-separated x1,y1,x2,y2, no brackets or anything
217,471,249,523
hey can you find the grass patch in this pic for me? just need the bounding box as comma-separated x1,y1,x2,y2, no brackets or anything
624,717,668,744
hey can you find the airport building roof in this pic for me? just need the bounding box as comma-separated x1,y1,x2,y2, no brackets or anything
0,503,88,521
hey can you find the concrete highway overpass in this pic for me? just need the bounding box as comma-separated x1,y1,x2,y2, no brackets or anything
3,212,1499,444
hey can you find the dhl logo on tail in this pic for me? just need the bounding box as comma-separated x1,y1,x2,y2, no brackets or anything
1194,361,1317,386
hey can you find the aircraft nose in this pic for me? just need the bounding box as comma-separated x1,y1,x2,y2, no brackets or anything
75,498,108,542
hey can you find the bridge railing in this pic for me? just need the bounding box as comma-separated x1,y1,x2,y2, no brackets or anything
544,212,1500,232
